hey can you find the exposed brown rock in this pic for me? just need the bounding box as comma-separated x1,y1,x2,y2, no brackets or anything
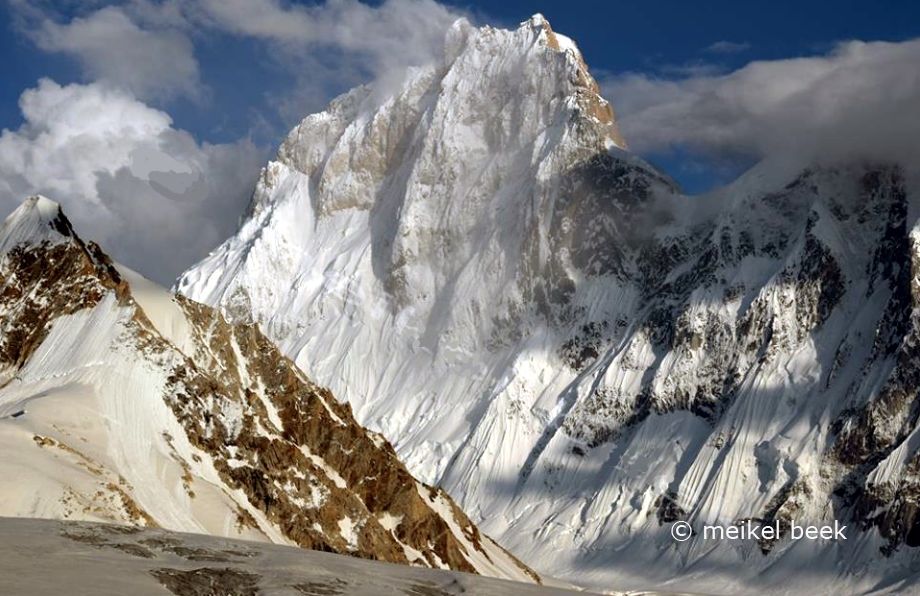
156,296,536,580
151,567,260,596
534,17,626,148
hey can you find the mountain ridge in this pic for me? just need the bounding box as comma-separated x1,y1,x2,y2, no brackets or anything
0,195,537,584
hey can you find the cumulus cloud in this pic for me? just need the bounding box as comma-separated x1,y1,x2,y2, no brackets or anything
603,39,920,170
28,5,203,102
0,79,263,284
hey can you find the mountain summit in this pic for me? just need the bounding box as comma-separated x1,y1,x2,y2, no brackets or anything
0,195,76,252
178,15,920,594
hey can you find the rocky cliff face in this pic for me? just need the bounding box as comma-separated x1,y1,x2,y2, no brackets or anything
177,14,920,595
0,196,537,584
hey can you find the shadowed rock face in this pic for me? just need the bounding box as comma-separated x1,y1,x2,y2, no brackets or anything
0,197,537,584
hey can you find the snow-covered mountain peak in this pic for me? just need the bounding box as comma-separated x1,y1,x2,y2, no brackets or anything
16,194,60,220
179,14,920,593
0,195,76,254
269,13,625,185
178,16,662,335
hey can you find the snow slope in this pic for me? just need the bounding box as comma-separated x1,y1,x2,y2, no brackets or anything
178,14,920,595
0,518,593,596
0,196,537,584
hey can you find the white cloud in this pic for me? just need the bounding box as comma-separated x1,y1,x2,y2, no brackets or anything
192,0,463,118
14,0,465,129
603,39,920,168
0,79,263,284
30,6,202,102
195,0,458,67
704,41,750,54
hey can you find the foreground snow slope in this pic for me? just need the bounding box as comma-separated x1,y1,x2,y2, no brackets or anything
179,14,920,595
0,196,536,583
0,518,592,596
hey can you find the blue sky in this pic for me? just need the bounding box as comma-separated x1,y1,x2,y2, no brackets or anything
1,0,919,281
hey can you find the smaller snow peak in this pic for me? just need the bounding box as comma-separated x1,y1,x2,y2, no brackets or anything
26,195,60,219
0,195,77,254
